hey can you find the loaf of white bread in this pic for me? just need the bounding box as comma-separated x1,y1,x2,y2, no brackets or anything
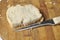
6,4,42,28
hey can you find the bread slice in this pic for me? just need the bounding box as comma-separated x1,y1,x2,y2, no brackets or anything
6,4,43,28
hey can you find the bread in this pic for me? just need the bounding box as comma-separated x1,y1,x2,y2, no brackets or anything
6,4,42,28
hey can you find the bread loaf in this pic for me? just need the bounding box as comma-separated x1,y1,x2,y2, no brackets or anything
6,4,42,28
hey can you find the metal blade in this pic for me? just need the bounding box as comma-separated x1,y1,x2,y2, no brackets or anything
15,22,54,32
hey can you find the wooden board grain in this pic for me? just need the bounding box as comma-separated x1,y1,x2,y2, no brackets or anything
0,0,60,40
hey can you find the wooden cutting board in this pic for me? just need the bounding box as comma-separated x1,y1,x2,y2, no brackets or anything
0,0,60,40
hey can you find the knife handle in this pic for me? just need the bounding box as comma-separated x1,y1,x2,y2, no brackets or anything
53,16,60,24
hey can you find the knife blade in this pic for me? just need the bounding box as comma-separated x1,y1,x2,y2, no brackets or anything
16,16,60,32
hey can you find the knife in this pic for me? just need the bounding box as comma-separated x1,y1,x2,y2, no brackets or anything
15,16,60,32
